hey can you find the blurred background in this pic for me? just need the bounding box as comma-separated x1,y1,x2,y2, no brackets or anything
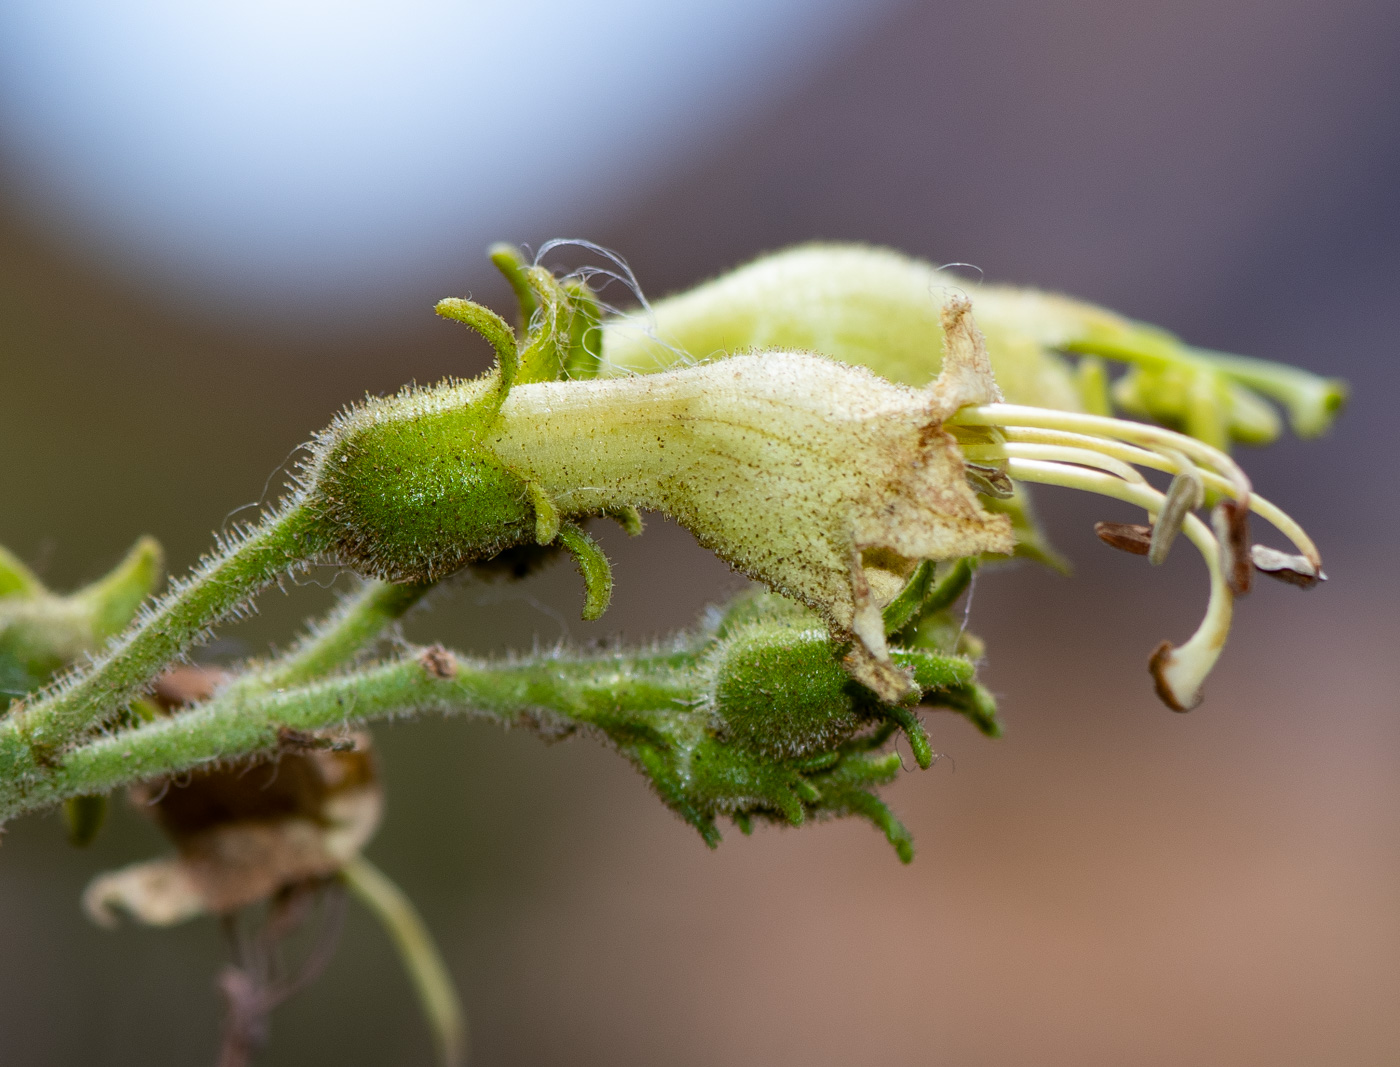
1,0,1397,1063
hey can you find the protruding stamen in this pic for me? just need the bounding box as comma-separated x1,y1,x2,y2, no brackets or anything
1003,458,1230,711
963,439,1147,484
950,404,1321,710
954,403,1252,502
988,426,1320,570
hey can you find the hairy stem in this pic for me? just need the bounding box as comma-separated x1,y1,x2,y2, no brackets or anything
0,649,697,822
0,507,324,775
260,579,432,690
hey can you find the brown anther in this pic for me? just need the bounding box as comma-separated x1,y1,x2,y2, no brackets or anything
418,644,457,679
963,462,1016,499
1212,500,1253,595
1148,468,1203,565
1095,521,1152,556
1250,544,1325,589
1148,641,1195,713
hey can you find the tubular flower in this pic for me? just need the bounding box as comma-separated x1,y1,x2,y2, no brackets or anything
489,297,1012,700
303,271,1322,709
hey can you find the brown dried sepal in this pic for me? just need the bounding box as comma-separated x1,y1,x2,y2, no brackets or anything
84,732,381,926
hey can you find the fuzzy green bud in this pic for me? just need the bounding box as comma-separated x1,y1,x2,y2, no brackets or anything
707,620,974,762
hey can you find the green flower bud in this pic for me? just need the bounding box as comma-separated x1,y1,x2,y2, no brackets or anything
705,619,975,762
707,623,876,761
0,536,163,709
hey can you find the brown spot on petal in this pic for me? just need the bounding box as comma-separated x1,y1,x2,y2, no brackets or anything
1095,521,1152,556
418,644,457,679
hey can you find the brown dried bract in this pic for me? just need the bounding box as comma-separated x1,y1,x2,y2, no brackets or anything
84,732,380,926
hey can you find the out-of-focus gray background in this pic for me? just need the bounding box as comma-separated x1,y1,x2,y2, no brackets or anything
1,1,1397,1063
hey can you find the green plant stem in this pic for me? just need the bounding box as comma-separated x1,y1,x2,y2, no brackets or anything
0,506,323,776
260,579,432,689
0,649,697,822
342,855,466,1067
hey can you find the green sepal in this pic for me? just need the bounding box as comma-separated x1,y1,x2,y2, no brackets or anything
881,704,933,769
74,536,163,642
0,544,44,601
556,523,612,621
489,242,538,335
434,298,520,395
562,276,603,380
515,266,572,385
924,680,1001,738
882,560,936,635
603,505,644,537
526,483,561,545
886,558,977,641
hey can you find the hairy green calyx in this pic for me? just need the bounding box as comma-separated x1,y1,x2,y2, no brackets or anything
305,374,536,582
